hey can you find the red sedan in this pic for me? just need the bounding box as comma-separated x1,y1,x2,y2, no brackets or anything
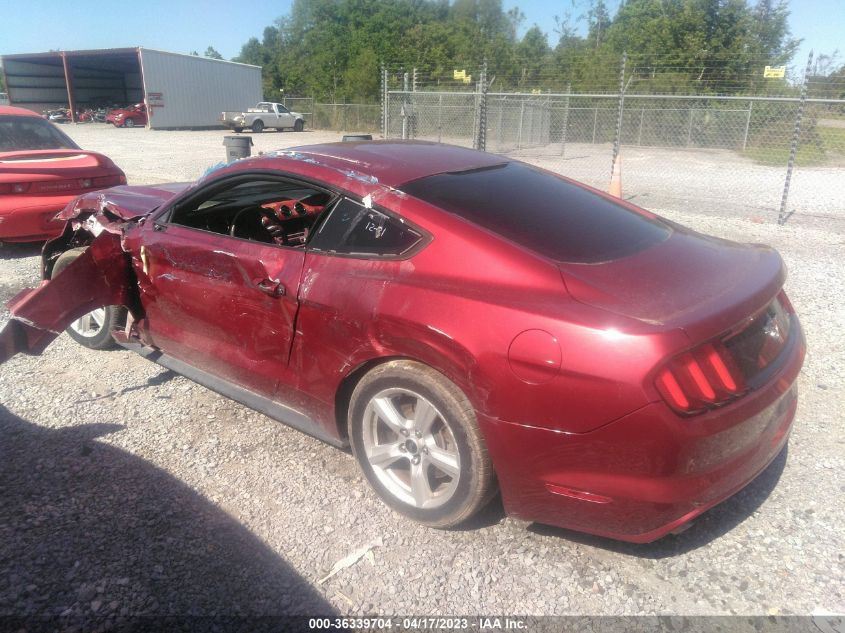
105,103,147,128
0,106,126,243
0,142,804,542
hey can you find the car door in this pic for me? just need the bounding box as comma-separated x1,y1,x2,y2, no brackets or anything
289,197,429,410
275,105,295,129
130,175,321,397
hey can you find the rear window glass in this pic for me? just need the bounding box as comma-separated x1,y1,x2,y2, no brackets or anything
0,116,78,151
401,162,670,263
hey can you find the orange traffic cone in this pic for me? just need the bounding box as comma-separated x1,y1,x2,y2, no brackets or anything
609,154,622,198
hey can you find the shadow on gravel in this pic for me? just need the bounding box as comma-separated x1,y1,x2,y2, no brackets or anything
0,405,335,625
0,242,42,260
73,368,178,404
527,445,788,558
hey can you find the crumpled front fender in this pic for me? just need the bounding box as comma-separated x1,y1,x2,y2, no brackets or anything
0,232,134,363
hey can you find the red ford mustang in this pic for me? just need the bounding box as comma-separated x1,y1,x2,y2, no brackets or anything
0,105,126,242
0,141,804,542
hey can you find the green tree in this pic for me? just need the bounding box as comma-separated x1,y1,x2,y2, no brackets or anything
204,46,224,60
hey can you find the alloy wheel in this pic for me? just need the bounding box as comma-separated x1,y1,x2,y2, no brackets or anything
361,388,461,509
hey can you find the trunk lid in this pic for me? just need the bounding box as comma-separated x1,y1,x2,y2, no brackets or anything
558,225,785,343
0,149,116,178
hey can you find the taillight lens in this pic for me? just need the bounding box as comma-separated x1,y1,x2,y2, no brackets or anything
4,175,125,195
656,293,793,416
656,343,746,415
0,182,31,194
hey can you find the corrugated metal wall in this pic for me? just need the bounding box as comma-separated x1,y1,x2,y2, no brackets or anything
3,54,143,113
139,49,262,129
2,59,68,111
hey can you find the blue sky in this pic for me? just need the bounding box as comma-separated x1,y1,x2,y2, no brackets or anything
1,0,842,73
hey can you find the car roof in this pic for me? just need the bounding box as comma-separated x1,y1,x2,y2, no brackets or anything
284,140,511,188
0,105,43,118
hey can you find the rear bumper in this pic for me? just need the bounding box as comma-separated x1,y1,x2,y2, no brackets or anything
481,319,805,543
0,196,74,242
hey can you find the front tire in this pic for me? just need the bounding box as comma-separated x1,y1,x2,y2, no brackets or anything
124,118,135,128
348,360,496,528
294,119,304,132
51,248,126,350
251,119,265,133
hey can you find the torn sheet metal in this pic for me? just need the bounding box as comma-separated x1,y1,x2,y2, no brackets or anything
0,232,134,364
58,183,189,225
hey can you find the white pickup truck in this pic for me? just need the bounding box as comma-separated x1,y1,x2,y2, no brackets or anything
220,102,306,133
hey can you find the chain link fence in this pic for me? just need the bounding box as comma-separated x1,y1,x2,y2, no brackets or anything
376,58,845,229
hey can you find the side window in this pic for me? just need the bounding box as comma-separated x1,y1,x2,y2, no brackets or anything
309,198,424,257
168,178,333,248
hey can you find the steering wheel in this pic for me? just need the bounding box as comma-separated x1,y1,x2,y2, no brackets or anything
229,206,286,244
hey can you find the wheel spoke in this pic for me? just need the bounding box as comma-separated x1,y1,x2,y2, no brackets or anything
414,398,438,435
89,309,105,328
425,446,460,478
410,461,433,507
367,443,405,469
372,396,407,435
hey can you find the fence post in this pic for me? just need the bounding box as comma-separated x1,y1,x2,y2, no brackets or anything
778,51,813,225
637,107,645,145
592,107,598,144
474,60,488,151
686,107,694,147
437,93,443,143
380,63,387,139
517,100,525,150
611,52,627,180
560,82,571,157
401,71,409,140
742,100,753,150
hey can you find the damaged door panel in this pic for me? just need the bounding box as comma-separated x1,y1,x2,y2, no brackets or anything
127,222,305,397
0,232,135,363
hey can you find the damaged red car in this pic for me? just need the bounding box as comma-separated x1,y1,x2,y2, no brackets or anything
0,141,804,542
105,103,147,128
0,106,126,242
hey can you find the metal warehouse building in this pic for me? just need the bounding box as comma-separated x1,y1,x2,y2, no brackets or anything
0,48,262,129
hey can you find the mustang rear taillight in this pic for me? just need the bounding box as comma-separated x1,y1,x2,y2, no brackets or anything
656,342,746,415
656,293,794,416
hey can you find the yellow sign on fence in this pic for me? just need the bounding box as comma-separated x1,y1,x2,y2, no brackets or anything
764,65,786,78
453,69,472,84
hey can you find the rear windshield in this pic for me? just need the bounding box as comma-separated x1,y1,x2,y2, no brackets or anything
401,162,670,263
0,115,79,151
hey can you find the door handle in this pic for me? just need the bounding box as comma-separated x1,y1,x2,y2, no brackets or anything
255,278,286,297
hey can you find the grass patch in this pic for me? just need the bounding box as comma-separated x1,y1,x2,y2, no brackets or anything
742,143,827,166
817,125,845,153
743,125,845,166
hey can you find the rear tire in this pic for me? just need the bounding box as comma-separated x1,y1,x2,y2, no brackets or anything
348,360,496,528
233,127,244,133
251,119,265,133
51,247,126,350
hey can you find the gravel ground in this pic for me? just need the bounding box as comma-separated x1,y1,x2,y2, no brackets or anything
0,125,843,621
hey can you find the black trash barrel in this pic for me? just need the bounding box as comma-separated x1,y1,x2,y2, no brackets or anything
223,135,253,162
341,134,373,142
